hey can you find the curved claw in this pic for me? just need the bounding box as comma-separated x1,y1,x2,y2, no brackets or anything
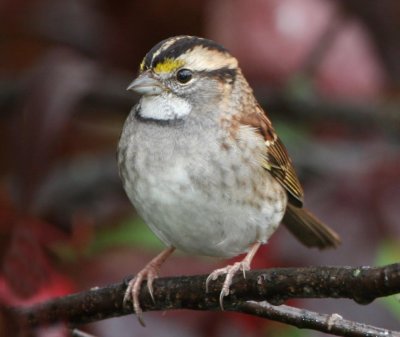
137,312,146,327
205,272,219,293
123,278,134,308
219,288,229,310
147,274,156,304
205,275,211,293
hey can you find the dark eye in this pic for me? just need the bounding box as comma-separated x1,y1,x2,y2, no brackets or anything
176,68,193,83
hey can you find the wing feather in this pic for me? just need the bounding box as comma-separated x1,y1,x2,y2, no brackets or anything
237,104,340,249
239,105,304,207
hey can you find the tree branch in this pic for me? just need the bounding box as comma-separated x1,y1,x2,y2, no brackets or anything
11,263,400,336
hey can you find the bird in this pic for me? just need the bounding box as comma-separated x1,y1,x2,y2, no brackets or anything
117,35,340,324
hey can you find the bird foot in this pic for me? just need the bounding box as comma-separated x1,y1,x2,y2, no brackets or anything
123,247,175,326
205,242,261,310
205,260,251,310
123,264,159,326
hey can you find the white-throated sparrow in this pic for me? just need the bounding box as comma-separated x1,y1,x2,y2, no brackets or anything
118,35,340,324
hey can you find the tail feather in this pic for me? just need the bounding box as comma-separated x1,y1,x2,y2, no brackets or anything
283,204,341,249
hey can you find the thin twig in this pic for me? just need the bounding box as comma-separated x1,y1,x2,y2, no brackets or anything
237,301,400,337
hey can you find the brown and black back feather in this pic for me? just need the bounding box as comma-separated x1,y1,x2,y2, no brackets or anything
240,105,340,249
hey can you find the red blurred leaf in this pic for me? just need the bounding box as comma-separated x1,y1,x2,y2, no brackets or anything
1,221,71,300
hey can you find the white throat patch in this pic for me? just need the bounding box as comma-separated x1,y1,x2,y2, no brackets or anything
138,93,192,120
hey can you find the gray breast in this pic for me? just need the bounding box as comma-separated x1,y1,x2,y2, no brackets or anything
117,110,287,257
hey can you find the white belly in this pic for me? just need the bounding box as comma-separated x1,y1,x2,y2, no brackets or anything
123,157,286,258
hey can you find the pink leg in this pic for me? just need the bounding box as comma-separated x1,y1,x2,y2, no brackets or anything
205,242,261,310
123,246,175,326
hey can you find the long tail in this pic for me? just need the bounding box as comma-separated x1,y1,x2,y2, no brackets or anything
283,204,341,249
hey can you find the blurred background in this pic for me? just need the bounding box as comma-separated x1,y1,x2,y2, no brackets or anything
1,0,399,336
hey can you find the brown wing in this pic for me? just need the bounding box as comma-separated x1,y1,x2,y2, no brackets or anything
239,105,304,207
283,204,341,248
239,105,341,248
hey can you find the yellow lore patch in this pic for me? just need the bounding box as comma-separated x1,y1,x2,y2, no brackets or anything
153,58,184,73
139,59,145,72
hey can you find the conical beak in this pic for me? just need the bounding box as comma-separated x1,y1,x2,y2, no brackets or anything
126,71,163,96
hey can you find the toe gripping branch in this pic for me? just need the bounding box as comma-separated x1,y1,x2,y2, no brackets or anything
205,242,262,310
123,247,175,326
